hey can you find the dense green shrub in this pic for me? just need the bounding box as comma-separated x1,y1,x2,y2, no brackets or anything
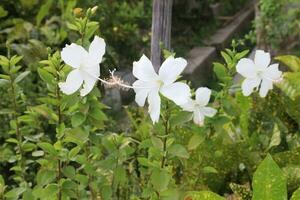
1,1,300,200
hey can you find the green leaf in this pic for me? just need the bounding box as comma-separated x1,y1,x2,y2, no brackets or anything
89,107,107,121
37,142,58,156
101,185,112,200
32,150,44,157
43,184,59,198
0,6,8,18
268,124,281,150
38,68,54,84
275,55,300,72
6,138,19,144
151,136,163,151
137,157,158,168
252,154,287,200
71,112,86,127
170,111,193,126
168,144,189,159
36,0,53,26
64,128,89,145
221,51,232,66
0,74,10,80
291,187,300,200
37,169,56,187
10,55,23,66
68,146,81,160
213,62,231,83
114,167,126,186
188,133,205,150
0,79,9,86
150,169,171,192
62,166,76,179
202,166,218,174
4,187,26,198
235,50,249,60
184,191,226,200
0,175,5,194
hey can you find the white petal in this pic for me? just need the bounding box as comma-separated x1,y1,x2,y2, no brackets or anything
59,69,83,95
236,58,257,78
80,77,97,96
160,82,191,105
88,36,106,64
180,99,195,112
132,80,153,106
241,78,261,96
193,109,204,126
263,63,282,80
147,89,161,123
259,78,273,98
195,87,211,106
61,43,88,68
79,65,100,96
254,50,271,69
201,107,217,117
159,56,187,84
133,55,158,81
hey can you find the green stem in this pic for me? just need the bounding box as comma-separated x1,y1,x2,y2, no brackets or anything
9,74,25,181
56,69,62,200
57,160,62,200
85,142,96,199
161,102,170,168
80,17,89,46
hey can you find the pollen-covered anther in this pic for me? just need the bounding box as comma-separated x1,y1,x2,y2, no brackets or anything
102,72,130,91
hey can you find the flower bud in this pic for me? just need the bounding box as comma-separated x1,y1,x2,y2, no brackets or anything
73,8,83,17
91,6,98,15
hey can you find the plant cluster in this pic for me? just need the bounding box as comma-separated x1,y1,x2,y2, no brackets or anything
1,2,300,200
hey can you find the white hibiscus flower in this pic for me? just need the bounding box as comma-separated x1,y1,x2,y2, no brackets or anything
181,87,217,126
59,36,106,96
133,55,191,123
236,50,282,97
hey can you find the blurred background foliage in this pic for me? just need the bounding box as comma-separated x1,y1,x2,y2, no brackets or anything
0,0,300,199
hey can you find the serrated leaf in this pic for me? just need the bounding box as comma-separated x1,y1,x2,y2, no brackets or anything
252,154,287,200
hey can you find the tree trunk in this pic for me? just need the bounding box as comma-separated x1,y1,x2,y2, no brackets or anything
151,0,173,71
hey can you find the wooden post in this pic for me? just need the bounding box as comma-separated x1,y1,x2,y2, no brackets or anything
151,0,173,71
255,0,268,51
